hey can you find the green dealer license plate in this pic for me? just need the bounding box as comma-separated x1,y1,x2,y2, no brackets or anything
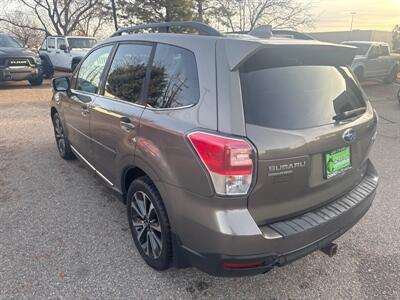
324,146,351,179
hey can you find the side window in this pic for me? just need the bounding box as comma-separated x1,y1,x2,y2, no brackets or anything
380,46,390,56
57,38,66,50
147,44,199,109
104,43,152,104
369,46,380,58
47,38,55,49
76,45,113,94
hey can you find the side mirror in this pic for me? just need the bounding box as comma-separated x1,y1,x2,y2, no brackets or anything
52,76,70,92
59,44,67,51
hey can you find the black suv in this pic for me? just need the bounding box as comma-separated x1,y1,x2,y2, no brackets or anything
0,33,43,86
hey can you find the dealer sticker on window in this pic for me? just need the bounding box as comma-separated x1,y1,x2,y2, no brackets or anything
324,146,351,179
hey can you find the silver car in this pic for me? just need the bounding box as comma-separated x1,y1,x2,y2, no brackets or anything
343,41,399,83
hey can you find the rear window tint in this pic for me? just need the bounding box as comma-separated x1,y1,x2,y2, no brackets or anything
240,66,366,130
146,44,199,109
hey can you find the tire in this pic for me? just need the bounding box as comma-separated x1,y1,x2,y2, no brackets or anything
29,75,43,86
41,56,54,79
44,72,53,79
52,113,75,160
354,67,364,82
384,67,398,84
127,176,172,271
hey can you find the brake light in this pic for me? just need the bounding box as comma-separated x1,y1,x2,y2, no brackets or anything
187,132,254,195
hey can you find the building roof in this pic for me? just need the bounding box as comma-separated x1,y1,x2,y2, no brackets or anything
343,41,389,46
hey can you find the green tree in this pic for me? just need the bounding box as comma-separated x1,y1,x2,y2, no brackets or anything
119,0,194,24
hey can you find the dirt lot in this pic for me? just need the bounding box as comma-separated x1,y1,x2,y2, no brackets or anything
1,78,400,299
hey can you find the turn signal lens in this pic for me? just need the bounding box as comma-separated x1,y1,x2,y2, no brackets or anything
187,132,254,195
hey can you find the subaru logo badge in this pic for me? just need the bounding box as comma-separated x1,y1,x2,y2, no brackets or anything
342,128,356,144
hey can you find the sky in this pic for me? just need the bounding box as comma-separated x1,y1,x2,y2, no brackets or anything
310,0,400,32
1,0,399,35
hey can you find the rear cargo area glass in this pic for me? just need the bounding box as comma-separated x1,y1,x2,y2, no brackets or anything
240,65,366,130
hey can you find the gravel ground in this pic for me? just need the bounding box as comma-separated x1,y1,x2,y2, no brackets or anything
1,79,400,300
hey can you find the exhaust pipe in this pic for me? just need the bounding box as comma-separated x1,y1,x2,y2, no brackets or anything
320,243,338,257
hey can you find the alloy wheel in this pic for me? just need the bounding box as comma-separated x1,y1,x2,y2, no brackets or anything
130,191,163,259
53,117,66,154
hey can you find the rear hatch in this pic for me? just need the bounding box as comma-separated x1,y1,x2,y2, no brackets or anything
239,45,377,224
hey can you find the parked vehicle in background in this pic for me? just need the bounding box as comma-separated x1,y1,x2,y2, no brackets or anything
0,33,43,86
50,22,378,276
39,36,97,73
342,41,399,83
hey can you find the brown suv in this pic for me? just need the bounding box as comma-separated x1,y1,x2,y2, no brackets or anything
50,22,378,276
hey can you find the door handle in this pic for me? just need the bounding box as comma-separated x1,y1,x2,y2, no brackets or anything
120,117,136,132
81,104,90,117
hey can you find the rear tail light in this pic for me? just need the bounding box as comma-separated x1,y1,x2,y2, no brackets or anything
187,131,254,195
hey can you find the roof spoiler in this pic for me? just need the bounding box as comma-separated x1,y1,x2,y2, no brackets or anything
222,40,357,71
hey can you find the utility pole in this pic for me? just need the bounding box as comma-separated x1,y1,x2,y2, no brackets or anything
350,12,356,31
111,0,118,31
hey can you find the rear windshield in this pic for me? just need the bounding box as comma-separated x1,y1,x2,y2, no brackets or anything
240,65,366,130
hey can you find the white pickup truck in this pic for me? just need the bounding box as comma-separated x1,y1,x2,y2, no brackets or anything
342,41,399,83
39,36,96,73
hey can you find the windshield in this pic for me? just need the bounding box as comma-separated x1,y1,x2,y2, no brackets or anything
344,43,371,56
0,35,22,48
240,65,366,130
67,38,96,49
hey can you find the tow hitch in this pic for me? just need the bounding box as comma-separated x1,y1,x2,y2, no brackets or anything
320,243,338,257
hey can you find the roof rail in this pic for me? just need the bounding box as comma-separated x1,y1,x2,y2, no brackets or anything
111,21,223,37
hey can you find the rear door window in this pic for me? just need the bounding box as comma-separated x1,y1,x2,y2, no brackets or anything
104,43,152,104
240,65,366,130
146,44,199,109
57,38,66,50
47,38,55,49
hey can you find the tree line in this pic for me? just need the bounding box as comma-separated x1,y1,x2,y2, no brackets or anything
0,0,313,47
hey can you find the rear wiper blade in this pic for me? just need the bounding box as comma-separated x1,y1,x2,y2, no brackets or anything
333,107,366,121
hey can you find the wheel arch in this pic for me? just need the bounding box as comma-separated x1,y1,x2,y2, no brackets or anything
121,164,167,206
71,56,83,70
122,166,146,195
353,64,365,81
39,52,53,67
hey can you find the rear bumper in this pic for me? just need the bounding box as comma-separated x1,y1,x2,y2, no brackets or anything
169,160,378,276
0,65,42,81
